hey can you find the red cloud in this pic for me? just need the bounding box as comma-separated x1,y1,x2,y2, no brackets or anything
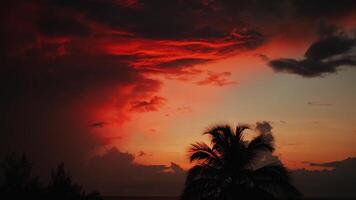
104,33,262,76
196,71,236,86
130,96,166,112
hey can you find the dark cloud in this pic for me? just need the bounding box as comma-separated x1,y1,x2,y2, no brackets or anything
293,0,356,19
196,71,236,86
292,157,356,198
89,121,108,128
37,11,91,37
269,58,337,77
49,0,253,40
256,53,270,62
308,157,356,168
81,147,185,196
137,151,147,157
45,0,356,40
269,27,356,77
0,36,162,180
305,33,356,60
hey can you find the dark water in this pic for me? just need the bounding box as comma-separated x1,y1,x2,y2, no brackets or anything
104,197,178,200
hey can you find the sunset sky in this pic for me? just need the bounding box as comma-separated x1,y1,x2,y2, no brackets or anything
1,0,356,196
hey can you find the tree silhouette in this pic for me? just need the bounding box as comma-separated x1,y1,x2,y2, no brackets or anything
0,154,102,200
46,162,102,200
0,153,43,198
181,124,301,200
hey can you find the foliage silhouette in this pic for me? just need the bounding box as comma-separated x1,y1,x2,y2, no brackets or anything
46,162,102,200
0,154,102,200
0,153,43,198
181,124,302,200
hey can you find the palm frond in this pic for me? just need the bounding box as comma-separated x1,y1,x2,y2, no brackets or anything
248,133,275,153
203,125,233,153
186,164,220,183
235,125,249,142
189,142,221,165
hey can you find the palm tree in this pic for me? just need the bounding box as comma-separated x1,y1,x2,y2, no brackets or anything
181,124,301,200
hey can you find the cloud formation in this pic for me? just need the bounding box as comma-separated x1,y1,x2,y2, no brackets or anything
89,121,109,128
293,157,356,198
0,0,270,170
269,26,356,77
196,71,236,86
255,121,273,134
1,0,356,196
81,147,185,196
307,101,333,106
130,96,166,112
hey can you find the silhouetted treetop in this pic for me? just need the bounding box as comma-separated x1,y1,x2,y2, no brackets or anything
181,124,301,200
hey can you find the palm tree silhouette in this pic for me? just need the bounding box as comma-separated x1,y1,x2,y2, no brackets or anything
181,124,301,200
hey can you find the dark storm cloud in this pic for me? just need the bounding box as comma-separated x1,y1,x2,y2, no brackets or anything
0,6,162,177
50,0,228,39
269,28,356,77
0,53,156,177
293,0,356,19
81,147,185,196
38,12,91,37
0,54,142,105
292,157,356,198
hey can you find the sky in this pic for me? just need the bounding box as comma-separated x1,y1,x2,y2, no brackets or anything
1,0,356,197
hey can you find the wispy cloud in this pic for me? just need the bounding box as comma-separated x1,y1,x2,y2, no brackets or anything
196,71,236,87
307,101,333,106
130,96,166,112
89,121,109,128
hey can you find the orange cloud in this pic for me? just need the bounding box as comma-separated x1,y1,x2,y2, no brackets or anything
196,71,236,86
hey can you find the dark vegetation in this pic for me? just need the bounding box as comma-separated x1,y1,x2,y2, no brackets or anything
0,124,303,199
181,124,302,200
0,153,102,200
